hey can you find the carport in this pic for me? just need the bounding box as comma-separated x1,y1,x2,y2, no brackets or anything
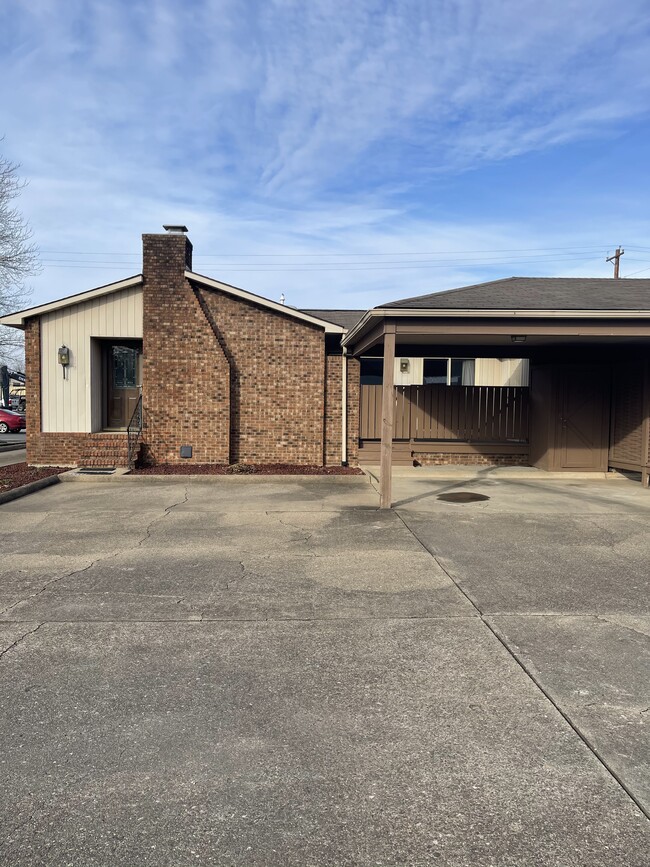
342,278,650,507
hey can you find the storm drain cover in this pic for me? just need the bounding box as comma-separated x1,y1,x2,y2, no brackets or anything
437,491,489,503
77,467,116,475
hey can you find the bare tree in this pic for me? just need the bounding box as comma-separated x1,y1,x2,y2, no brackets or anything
0,152,39,368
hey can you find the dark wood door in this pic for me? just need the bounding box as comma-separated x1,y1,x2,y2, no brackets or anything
105,343,141,429
557,365,609,470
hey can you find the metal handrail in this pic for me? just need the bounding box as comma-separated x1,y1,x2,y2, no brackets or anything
127,392,143,468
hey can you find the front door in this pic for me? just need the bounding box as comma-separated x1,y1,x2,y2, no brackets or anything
557,365,609,470
104,342,142,429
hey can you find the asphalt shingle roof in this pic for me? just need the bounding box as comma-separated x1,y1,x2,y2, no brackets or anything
381,277,650,311
301,309,366,329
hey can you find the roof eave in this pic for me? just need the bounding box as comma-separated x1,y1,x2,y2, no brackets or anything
342,306,650,346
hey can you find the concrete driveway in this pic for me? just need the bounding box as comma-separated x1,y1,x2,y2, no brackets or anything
0,473,649,866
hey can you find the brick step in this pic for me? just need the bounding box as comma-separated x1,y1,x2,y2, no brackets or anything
77,458,128,468
78,435,140,467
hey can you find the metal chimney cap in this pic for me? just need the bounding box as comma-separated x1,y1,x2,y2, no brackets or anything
163,224,189,234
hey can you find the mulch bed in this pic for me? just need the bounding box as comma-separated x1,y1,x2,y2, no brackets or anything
0,462,71,494
131,463,364,476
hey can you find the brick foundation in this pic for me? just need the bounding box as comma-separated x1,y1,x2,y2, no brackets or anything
414,452,530,467
25,432,132,468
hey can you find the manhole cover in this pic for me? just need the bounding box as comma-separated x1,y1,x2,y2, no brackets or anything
437,491,490,503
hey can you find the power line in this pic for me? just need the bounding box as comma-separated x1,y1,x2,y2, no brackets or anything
39,251,615,268
37,244,612,258
39,254,625,273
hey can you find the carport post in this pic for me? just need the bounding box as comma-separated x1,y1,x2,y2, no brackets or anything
380,325,396,509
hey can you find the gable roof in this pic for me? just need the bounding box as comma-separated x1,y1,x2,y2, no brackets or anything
0,275,143,327
383,277,650,310
186,272,345,333
300,309,365,330
0,271,347,334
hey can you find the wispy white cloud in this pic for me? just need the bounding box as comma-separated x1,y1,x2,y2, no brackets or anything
1,0,650,308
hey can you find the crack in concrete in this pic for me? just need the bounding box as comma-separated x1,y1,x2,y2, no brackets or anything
0,488,192,617
0,622,44,661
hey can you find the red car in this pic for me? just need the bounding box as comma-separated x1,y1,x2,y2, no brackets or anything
0,407,26,433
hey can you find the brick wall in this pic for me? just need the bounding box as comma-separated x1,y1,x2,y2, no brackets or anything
196,285,325,465
141,234,230,464
324,354,342,465
346,357,360,466
24,231,361,468
24,317,45,461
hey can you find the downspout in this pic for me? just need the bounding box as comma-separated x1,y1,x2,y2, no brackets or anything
341,348,348,466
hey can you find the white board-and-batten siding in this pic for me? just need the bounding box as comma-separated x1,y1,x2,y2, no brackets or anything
40,286,143,432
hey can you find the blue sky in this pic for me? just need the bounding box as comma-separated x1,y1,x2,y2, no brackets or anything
2,0,650,311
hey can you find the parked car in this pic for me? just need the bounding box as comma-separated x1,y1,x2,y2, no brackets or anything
0,407,26,433
8,395,26,412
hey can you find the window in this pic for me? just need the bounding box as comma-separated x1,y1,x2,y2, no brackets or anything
360,358,384,385
422,359,448,384
362,356,478,386
450,358,475,386
112,345,139,388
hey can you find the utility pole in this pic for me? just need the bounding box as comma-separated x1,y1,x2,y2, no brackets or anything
606,247,624,278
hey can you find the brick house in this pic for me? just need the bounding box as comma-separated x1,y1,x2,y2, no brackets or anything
4,226,650,494
1,227,363,469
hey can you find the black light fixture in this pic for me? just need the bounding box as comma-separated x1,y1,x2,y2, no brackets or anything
511,335,527,344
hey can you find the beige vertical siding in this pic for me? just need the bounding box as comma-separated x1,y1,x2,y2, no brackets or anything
475,358,529,387
40,286,143,432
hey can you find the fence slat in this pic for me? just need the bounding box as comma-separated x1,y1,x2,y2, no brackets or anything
360,384,529,442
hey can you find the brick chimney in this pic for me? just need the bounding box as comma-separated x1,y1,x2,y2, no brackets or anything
140,225,231,466
142,224,193,281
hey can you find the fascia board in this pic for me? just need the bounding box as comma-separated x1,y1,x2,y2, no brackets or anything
342,307,650,346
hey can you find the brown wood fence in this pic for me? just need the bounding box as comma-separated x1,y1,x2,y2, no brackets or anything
360,384,529,442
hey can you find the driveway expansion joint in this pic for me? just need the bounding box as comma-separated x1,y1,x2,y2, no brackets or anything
396,508,650,825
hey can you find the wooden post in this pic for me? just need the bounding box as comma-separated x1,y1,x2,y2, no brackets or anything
642,360,650,488
380,326,396,509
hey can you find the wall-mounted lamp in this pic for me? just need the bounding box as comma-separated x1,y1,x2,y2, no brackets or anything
58,345,70,379
399,358,410,373
510,336,527,344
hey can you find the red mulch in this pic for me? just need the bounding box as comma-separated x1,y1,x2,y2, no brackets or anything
0,462,71,494
131,463,364,476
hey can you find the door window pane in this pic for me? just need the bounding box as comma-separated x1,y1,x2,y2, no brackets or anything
112,346,138,388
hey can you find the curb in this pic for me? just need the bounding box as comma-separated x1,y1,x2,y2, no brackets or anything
0,474,60,505
59,470,369,484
